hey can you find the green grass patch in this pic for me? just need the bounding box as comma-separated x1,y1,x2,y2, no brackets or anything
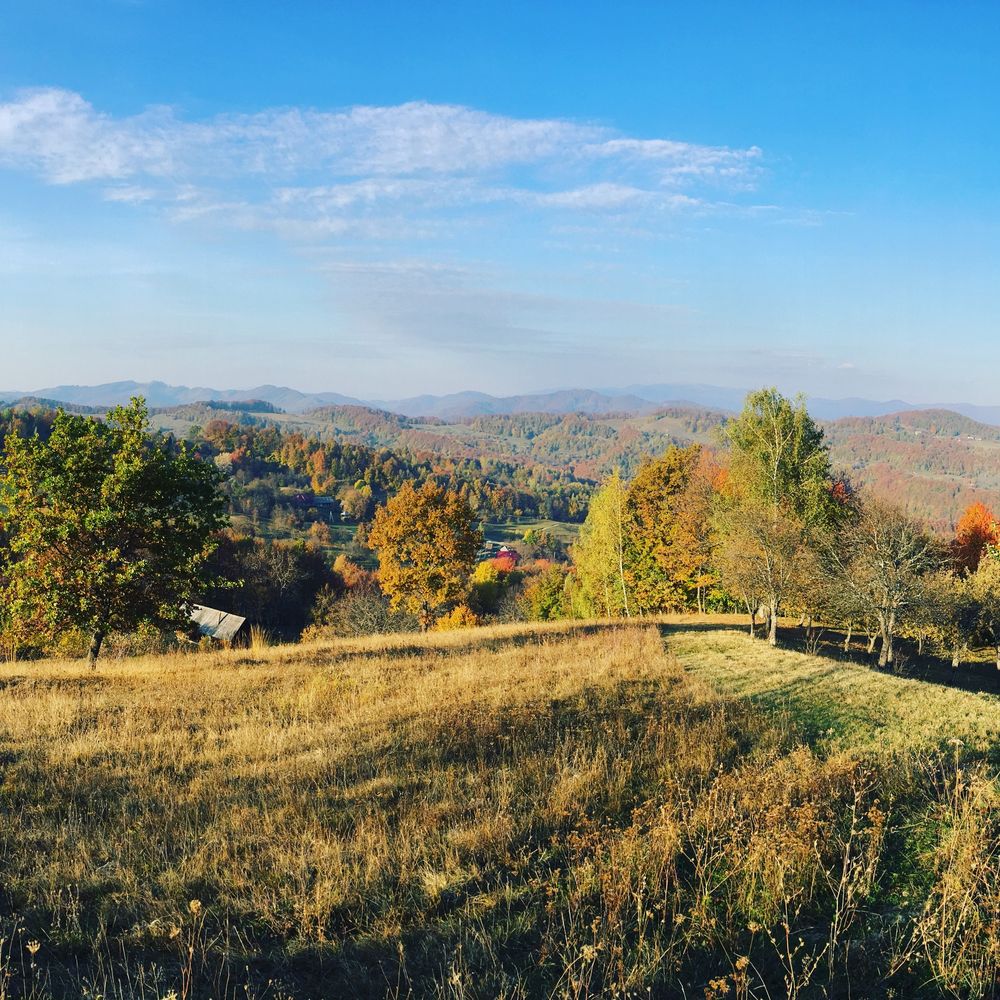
668,625,1000,757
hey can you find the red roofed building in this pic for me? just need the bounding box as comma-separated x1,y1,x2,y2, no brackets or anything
495,545,521,569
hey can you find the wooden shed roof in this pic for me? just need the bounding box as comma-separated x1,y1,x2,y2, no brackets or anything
190,604,247,642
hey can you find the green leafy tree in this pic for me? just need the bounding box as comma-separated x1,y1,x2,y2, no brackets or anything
716,388,839,644
572,470,631,617
967,549,1000,669
367,480,482,629
724,387,837,526
520,563,571,621
1,398,227,665
922,570,978,668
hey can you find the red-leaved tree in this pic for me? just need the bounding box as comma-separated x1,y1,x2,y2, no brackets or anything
953,501,1000,573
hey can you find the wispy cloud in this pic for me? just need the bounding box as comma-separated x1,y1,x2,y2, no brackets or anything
306,254,694,366
0,87,765,241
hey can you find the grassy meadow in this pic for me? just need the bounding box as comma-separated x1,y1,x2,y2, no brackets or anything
2,621,1000,997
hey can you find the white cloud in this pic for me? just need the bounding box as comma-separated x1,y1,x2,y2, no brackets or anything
587,137,762,185
102,185,157,203
2,90,755,183
0,87,766,239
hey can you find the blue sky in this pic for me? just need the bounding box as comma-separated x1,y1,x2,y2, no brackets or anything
1,1,998,400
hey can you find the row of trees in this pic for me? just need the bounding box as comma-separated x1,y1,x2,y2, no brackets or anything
573,389,1000,668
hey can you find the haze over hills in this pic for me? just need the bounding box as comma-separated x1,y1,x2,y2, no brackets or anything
0,381,366,412
367,388,662,419
5,379,1000,425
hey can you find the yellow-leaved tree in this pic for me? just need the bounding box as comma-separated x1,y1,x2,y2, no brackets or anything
367,480,482,630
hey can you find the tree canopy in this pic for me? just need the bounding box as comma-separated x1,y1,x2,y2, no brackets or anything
572,470,631,618
1,398,227,664
367,479,482,629
724,387,838,529
716,388,840,644
622,444,717,613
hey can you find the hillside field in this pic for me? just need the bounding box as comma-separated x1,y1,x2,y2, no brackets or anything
3,622,1000,997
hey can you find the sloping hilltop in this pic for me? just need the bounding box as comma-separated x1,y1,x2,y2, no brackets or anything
3,623,1000,998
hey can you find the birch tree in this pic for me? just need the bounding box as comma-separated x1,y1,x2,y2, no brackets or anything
573,471,631,617
716,388,839,645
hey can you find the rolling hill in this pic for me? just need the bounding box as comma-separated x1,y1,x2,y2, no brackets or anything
148,399,1000,529
14,378,1000,424
9,383,1000,530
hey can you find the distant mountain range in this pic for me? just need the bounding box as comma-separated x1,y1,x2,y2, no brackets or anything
0,381,363,413
3,379,1000,426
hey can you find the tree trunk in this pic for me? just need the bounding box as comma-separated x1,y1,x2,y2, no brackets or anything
995,644,1000,671
952,646,961,669
87,630,105,669
867,633,877,655
768,601,778,646
878,627,889,668
614,489,630,619
843,621,853,653
618,550,630,619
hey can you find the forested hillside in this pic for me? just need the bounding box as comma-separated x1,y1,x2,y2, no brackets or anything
0,404,593,536
11,396,1000,541
154,402,725,479
824,409,1000,530
155,401,1000,531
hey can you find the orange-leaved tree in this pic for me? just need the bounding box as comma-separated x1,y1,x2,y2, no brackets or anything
623,444,719,613
952,501,1000,573
367,480,482,630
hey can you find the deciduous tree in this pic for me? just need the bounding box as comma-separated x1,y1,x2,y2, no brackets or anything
716,388,839,644
572,471,631,617
1,398,227,665
623,444,711,612
828,499,938,667
367,480,482,629
952,501,1000,573
966,549,1000,669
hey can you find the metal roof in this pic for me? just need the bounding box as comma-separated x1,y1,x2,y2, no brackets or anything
190,604,247,642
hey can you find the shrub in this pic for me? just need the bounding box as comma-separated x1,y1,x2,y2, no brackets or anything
433,604,480,631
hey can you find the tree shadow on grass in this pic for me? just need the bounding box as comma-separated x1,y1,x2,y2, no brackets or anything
778,625,1000,697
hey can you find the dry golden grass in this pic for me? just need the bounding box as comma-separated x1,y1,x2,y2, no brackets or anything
1,622,686,998
1,619,998,998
